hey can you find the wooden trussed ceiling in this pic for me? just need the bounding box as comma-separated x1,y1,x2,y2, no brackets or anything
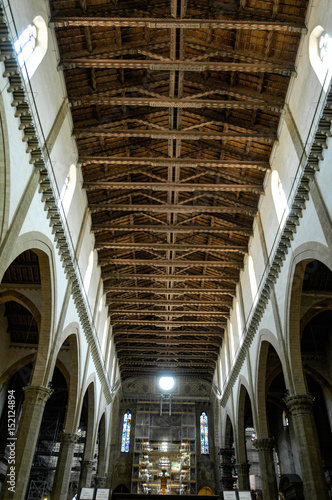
49,0,308,380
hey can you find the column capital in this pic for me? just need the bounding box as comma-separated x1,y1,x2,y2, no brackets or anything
23,384,52,405
59,431,79,445
284,393,315,415
252,437,275,452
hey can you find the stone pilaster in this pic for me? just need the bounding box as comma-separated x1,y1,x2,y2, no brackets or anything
51,432,79,500
285,394,329,499
0,384,52,500
80,459,95,488
236,462,250,491
252,438,278,500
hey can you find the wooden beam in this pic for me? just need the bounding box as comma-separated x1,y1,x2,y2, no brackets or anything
108,299,231,306
90,203,257,215
85,181,263,193
113,330,223,337
79,156,270,171
120,366,214,374
103,273,238,281
118,357,216,366
72,96,282,112
110,308,227,315
93,224,252,234
100,259,242,268
74,127,276,142
105,287,234,295
97,242,247,252
115,337,222,345
51,16,306,33
60,57,294,75
117,348,219,356
112,319,227,326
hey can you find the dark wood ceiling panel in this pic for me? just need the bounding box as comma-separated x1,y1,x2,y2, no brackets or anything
50,0,308,380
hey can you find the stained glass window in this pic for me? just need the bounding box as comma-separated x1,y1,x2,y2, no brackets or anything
200,412,209,454
121,410,131,452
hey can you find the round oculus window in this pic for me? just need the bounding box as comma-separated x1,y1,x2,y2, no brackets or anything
159,376,175,391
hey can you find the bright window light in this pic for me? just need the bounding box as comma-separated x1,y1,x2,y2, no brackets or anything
319,32,332,64
159,376,175,391
14,24,37,68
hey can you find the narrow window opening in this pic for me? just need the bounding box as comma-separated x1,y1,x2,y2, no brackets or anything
14,24,37,68
200,412,209,454
121,410,132,452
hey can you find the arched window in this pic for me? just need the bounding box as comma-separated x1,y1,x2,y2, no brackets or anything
13,16,48,79
271,170,289,228
58,164,77,216
309,26,332,88
200,412,209,454
121,410,132,452
319,32,332,64
14,24,37,68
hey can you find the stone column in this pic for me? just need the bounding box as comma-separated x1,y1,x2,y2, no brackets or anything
236,462,250,491
51,432,78,499
253,438,278,500
285,394,329,499
80,459,95,488
0,384,52,500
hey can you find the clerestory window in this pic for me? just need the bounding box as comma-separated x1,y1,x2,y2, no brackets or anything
14,24,37,68
13,16,48,79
